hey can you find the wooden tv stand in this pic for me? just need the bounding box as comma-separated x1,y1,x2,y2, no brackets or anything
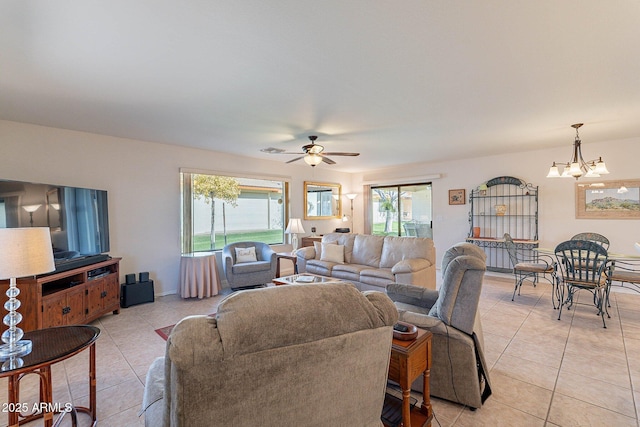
0,257,121,334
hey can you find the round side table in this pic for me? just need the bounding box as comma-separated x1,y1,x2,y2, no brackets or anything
0,325,100,427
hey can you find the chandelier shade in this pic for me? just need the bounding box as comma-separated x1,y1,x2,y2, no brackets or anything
546,124,609,180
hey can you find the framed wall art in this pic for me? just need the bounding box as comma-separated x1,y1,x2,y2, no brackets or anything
449,189,466,205
576,179,640,219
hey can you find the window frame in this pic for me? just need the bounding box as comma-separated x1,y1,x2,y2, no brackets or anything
180,168,290,254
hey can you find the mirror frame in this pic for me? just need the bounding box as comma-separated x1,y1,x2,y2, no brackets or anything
304,181,342,220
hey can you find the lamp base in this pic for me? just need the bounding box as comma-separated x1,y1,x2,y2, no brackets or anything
0,339,32,359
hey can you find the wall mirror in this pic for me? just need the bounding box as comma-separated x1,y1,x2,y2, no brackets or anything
304,181,342,219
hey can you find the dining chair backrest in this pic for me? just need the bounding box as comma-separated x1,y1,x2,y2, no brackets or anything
571,232,610,250
554,240,609,284
503,233,519,267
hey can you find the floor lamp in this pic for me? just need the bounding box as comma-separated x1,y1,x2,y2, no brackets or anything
343,193,357,232
0,228,55,359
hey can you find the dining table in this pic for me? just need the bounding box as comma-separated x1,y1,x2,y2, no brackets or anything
534,247,640,295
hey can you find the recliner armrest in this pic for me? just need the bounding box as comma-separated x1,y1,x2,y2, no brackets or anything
386,283,439,310
391,258,432,274
139,356,165,416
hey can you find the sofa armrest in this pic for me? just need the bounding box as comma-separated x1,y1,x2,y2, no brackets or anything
386,283,439,309
295,246,316,260
391,258,432,274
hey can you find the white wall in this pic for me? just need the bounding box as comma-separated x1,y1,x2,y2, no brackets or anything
0,120,351,294
353,136,640,268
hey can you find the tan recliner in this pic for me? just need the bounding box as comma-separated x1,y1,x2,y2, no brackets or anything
386,242,492,409
141,283,398,426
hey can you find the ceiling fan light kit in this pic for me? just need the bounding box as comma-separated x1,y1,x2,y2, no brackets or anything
263,135,360,167
304,153,323,166
546,123,609,180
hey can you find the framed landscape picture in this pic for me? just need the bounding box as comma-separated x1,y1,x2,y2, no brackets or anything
449,189,466,205
576,179,640,219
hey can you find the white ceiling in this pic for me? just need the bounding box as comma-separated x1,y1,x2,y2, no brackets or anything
2,1,639,173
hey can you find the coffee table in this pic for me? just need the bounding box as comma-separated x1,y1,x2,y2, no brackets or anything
272,273,344,286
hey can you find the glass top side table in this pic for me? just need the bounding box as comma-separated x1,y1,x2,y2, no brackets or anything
0,325,100,427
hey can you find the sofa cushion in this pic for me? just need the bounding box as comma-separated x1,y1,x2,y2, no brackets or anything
332,263,369,282
361,267,394,281
351,234,385,267
333,263,368,275
321,243,345,264
306,259,337,276
322,233,356,264
380,236,434,268
232,260,272,274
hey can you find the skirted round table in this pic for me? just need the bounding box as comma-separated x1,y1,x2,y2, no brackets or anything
180,252,220,298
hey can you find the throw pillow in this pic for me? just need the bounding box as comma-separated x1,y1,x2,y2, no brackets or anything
235,246,257,263
320,243,345,264
314,241,335,259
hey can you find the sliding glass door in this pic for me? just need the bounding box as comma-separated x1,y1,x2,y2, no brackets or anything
370,183,432,237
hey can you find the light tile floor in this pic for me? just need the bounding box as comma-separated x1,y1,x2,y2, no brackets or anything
2,274,639,426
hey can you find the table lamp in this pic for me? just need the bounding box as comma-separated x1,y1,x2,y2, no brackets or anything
285,218,305,251
0,227,55,358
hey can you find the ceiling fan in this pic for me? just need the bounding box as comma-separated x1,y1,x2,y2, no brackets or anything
261,135,360,167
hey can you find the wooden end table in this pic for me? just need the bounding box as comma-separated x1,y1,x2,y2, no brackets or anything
275,252,298,277
386,328,433,427
0,325,100,427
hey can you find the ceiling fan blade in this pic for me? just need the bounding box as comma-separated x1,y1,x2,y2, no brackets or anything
322,152,360,156
321,156,336,165
285,156,305,164
260,147,305,155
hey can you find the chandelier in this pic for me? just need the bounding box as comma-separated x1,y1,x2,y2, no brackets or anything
546,123,609,179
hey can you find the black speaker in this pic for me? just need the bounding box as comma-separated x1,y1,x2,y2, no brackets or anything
125,274,136,285
121,280,154,308
139,272,150,282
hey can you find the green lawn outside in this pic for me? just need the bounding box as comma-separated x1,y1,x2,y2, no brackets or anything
372,222,400,236
193,229,284,251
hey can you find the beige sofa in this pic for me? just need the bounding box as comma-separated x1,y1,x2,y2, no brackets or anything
296,233,436,291
140,283,398,426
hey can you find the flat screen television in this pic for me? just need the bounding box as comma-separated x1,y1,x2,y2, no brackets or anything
0,178,110,272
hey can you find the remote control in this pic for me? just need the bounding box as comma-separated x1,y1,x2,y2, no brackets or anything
393,323,409,332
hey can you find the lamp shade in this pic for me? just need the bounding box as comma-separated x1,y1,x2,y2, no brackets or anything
0,228,55,280
345,193,358,200
304,154,323,166
285,218,305,234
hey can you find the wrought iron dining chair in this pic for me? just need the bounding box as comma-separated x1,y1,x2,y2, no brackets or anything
554,240,611,328
504,233,558,306
608,259,640,294
571,232,610,250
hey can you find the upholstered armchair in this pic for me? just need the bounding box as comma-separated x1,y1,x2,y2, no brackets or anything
140,283,398,427
386,242,492,409
222,241,277,290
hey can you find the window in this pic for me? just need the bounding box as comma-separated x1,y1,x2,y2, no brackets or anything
181,171,287,253
370,183,432,237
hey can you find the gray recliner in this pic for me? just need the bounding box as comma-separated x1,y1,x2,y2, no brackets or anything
140,283,398,426
222,242,277,289
386,242,492,409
